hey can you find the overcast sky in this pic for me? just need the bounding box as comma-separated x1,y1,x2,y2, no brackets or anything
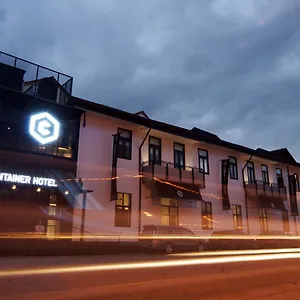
1,0,300,159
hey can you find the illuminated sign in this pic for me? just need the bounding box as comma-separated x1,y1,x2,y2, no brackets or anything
29,112,60,145
0,172,57,187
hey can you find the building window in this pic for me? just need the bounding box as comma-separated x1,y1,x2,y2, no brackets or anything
202,201,213,229
117,128,132,160
259,208,268,232
276,168,284,187
149,136,161,165
161,198,178,226
232,204,242,230
282,211,290,233
247,161,255,183
229,156,238,180
199,149,209,174
261,165,269,184
115,193,131,227
294,173,300,191
174,142,185,169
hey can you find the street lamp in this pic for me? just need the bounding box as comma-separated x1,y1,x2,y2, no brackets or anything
78,178,93,242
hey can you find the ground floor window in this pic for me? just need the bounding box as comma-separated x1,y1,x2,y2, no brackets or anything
202,201,213,229
232,204,243,230
115,193,131,227
46,220,60,240
161,198,178,226
281,210,290,233
259,208,268,231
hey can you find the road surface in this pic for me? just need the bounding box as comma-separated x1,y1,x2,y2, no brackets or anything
1,251,300,299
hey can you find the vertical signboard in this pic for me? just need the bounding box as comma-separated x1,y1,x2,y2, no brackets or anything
221,159,231,210
111,133,120,201
288,175,299,216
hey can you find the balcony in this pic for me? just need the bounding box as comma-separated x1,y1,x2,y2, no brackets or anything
0,51,73,105
244,180,287,201
141,161,205,189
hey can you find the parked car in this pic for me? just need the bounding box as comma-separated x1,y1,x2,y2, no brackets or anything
208,230,255,250
255,231,300,249
139,225,207,254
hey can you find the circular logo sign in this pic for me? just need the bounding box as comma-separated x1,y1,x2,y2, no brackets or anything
177,190,183,198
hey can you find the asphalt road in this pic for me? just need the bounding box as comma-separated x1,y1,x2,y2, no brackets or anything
1,252,300,300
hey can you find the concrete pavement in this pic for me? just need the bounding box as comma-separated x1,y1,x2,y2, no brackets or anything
1,253,300,299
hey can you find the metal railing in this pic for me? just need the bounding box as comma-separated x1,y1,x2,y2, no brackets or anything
0,51,73,103
244,180,287,200
142,160,205,188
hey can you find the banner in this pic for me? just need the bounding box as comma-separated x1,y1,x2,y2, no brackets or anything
221,159,231,210
288,175,299,216
111,133,120,201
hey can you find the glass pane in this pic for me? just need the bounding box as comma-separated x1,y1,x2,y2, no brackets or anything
174,143,184,151
161,215,169,225
276,169,282,175
262,165,267,172
123,194,131,206
119,129,131,138
247,162,254,168
233,205,237,214
199,149,208,157
150,137,160,146
170,207,178,216
161,206,169,215
161,198,170,206
229,157,236,164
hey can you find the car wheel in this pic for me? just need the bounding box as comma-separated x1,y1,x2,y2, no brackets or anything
165,243,173,254
197,243,205,252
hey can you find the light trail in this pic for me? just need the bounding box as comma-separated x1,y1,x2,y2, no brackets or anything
1,233,300,241
1,251,300,278
169,248,300,257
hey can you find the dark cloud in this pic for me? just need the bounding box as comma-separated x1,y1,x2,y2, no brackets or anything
1,0,300,159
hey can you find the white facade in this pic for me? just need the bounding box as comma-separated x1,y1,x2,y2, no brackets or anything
73,108,300,240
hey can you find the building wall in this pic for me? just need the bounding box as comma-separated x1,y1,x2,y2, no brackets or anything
75,111,300,240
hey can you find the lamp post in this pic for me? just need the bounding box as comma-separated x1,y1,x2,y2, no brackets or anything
79,178,93,242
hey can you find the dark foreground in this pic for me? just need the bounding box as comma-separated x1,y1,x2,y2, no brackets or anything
1,252,300,300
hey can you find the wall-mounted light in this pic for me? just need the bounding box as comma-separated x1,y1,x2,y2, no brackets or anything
7,127,10,130
37,187,41,192
65,190,69,195
12,185,16,190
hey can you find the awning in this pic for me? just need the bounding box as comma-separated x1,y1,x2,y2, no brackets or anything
258,195,286,211
151,179,202,201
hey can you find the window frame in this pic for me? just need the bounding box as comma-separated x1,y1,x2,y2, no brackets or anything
246,161,256,183
198,148,209,175
161,198,179,226
261,164,269,184
229,156,238,180
294,173,300,192
276,168,284,187
117,128,132,160
173,142,185,170
114,192,132,227
148,136,162,165
281,210,290,233
259,208,268,232
201,201,213,230
232,204,243,230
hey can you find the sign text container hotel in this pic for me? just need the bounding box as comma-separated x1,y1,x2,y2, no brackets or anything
0,172,57,187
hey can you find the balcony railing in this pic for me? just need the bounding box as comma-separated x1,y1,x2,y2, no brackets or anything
244,180,287,201
0,51,73,104
141,161,205,188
